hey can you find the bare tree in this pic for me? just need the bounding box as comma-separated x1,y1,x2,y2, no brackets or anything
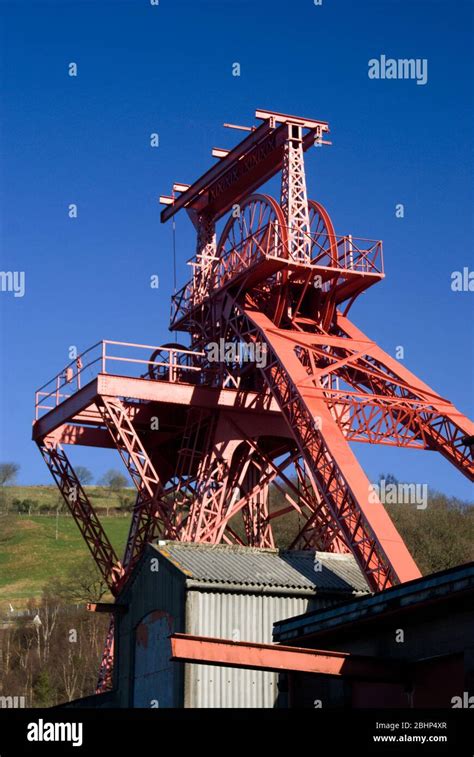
99,469,128,493
75,466,93,486
0,462,19,486
99,469,129,515
0,463,20,512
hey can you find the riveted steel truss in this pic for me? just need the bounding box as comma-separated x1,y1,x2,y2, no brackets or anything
33,108,474,688
37,439,123,591
223,304,421,589
281,123,311,262
95,396,175,541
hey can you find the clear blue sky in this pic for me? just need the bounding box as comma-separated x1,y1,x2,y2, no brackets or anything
0,0,472,500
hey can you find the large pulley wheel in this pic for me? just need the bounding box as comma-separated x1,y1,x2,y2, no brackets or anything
217,193,287,267
308,200,338,329
308,200,338,267
216,194,288,321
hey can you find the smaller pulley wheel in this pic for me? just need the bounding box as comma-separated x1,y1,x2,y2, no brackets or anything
148,342,195,381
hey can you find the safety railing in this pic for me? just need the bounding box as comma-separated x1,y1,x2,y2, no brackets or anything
34,340,205,419
309,233,383,274
171,222,383,325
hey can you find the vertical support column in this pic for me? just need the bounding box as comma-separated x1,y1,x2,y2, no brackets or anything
186,209,218,350
169,408,216,529
96,618,115,693
280,123,311,262
194,212,217,301
241,459,274,548
182,434,239,543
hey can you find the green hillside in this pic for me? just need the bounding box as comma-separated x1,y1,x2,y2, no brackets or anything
0,485,473,613
0,513,129,612
4,484,129,514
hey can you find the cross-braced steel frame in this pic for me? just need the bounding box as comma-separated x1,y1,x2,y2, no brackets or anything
33,109,474,690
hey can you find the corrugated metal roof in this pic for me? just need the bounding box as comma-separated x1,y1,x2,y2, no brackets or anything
152,541,369,594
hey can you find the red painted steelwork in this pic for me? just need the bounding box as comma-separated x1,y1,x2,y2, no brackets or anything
32,108,474,688
170,633,406,682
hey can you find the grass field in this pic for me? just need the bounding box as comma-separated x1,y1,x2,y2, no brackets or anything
0,511,129,612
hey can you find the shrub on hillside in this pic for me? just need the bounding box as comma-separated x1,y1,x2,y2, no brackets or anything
13,498,40,515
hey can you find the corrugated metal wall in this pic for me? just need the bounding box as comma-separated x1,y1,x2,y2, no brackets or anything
185,591,310,708
119,545,350,708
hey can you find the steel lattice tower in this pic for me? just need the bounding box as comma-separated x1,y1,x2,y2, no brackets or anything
33,109,474,689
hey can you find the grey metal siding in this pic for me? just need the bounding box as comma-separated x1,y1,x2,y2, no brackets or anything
185,591,310,708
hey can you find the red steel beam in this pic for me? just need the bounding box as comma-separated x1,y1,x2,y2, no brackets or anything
32,375,281,442
337,313,474,480
170,633,406,682
161,118,273,222
233,305,422,588
161,111,327,224
86,603,127,615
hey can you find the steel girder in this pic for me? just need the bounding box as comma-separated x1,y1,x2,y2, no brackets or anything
96,617,116,693
240,461,274,548
170,633,407,681
37,439,123,592
92,396,174,692
290,454,348,553
280,123,312,262
178,412,273,545
95,396,176,542
334,314,474,479
226,315,473,475
226,304,421,591
170,407,218,533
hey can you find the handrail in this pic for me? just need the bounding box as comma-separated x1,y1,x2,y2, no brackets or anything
171,223,384,324
34,341,205,420
35,341,102,393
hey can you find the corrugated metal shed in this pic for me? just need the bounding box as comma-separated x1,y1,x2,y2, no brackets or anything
114,541,370,709
153,541,369,595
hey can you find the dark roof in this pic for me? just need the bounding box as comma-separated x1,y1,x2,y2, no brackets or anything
151,541,369,595
273,561,474,642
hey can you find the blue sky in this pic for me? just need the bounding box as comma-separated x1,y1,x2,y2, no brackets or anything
0,0,472,499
